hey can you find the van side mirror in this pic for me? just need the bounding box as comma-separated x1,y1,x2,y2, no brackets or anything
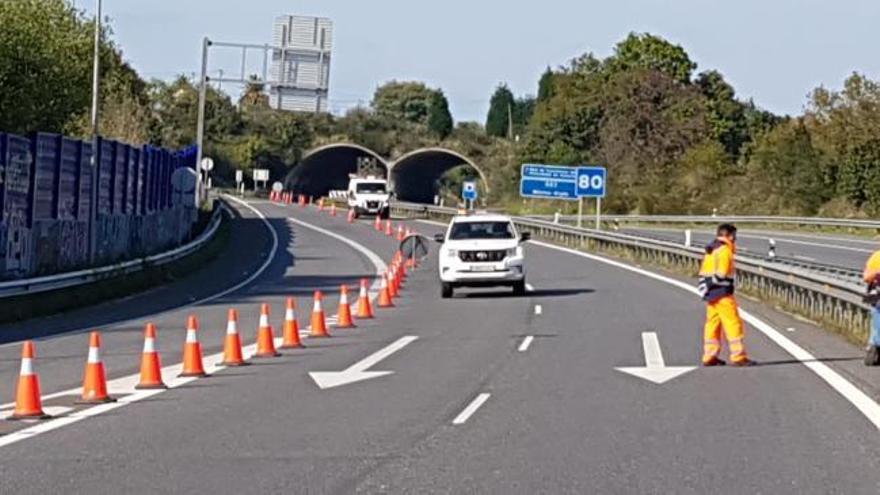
433,233,445,243
520,232,531,242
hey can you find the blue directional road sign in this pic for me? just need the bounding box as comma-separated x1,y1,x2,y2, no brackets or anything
576,166,607,198
520,164,607,200
462,181,478,201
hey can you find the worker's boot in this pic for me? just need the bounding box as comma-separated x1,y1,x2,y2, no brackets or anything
865,345,880,366
701,356,726,367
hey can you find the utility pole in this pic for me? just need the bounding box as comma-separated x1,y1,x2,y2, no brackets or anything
194,37,210,208
87,0,102,264
507,102,514,140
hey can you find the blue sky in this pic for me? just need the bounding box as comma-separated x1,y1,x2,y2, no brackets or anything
77,0,880,123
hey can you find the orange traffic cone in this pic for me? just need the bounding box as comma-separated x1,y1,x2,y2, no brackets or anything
299,194,306,207
281,297,304,349
374,216,382,231
388,266,400,298
180,315,207,377
397,224,405,241
336,285,356,329
318,198,325,211
222,309,248,366
385,220,393,236
79,331,116,403
310,291,330,338
136,323,167,389
10,341,50,420
347,209,355,223
356,278,374,318
330,204,337,217
254,303,281,358
378,274,395,308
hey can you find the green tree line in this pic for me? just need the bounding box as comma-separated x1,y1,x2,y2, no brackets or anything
3,2,880,216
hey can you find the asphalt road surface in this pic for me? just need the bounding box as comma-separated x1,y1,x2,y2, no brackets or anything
0,198,878,494
620,226,876,271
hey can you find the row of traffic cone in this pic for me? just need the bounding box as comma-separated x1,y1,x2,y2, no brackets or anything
7,280,396,420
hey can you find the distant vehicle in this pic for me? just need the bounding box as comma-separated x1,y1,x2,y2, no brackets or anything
347,176,391,219
434,213,529,298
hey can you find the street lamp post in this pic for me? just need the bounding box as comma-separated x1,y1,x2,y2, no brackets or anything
87,0,102,264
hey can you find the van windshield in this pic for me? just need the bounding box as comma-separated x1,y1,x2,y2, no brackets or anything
356,182,386,194
449,221,515,240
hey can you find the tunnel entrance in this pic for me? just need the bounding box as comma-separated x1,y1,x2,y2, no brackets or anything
390,148,488,204
286,144,388,197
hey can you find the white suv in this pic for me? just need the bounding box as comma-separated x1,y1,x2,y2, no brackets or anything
434,214,529,298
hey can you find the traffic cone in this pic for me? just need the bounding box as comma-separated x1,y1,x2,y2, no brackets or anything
330,204,337,217
377,274,394,308
299,194,306,207
397,224,405,241
222,309,248,366
385,220,393,236
79,331,115,403
318,198,325,211
374,216,382,231
254,303,281,358
310,291,330,338
388,266,400,298
281,297,304,349
10,341,50,420
136,323,167,389
356,278,374,319
336,285,356,329
347,209,355,223
180,315,207,377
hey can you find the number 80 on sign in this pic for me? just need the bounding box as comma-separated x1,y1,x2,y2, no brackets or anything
576,167,606,198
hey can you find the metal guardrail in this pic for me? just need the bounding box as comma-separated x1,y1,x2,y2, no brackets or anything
0,204,226,299
536,213,880,230
393,203,872,343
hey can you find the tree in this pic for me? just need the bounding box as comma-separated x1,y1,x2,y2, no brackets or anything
696,70,748,156
148,76,240,148
537,67,555,102
427,90,453,139
486,84,515,138
608,33,697,84
0,0,98,134
239,75,270,111
371,81,437,125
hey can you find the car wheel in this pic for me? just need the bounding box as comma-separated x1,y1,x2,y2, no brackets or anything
441,283,453,299
513,280,526,296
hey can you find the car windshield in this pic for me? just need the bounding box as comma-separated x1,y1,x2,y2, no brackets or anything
356,182,386,193
449,221,515,240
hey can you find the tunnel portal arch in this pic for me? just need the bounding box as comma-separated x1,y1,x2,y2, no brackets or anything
285,143,388,197
389,148,488,204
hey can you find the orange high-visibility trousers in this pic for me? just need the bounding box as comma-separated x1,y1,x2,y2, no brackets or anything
702,295,748,363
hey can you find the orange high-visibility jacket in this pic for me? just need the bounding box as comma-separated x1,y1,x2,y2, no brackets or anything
699,238,736,302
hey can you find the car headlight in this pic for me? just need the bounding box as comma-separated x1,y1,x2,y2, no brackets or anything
506,247,517,257
446,249,458,258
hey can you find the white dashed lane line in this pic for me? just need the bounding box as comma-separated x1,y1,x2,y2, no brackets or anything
518,336,535,352
534,305,542,315
453,393,491,425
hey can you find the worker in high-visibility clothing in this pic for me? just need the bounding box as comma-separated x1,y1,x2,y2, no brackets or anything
861,250,880,365
698,223,756,367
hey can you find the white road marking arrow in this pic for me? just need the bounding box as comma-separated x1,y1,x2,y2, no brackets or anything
309,336,418,389
615,332,696,385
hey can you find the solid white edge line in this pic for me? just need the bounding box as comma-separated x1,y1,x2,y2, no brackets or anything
0,199,389,449
453,393,491,425
518,336,535,352
527,239,880,431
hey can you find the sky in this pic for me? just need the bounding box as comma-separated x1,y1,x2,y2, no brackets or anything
76,0,880,123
